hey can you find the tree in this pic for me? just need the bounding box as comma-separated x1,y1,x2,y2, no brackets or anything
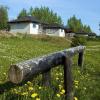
17,8,28,19
0,5,8,30
29,6,62,25
67,15,92,33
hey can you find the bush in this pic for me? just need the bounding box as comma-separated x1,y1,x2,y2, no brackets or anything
71,36,87,47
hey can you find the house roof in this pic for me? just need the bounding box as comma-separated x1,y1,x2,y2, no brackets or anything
8,16,41,24
43,23,67,29
75,32,89,35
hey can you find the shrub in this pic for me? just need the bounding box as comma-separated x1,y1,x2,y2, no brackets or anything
71,36,87,47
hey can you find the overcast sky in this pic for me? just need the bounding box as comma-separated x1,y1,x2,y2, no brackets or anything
0,0,100,35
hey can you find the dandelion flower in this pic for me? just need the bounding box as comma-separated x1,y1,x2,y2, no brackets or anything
21,92,28,96
27,81,32,85
39,86,42,89
56,77,59,80
36,97,40,100
31,93,38,98
28,87,33,91
56,93,60,97
74,97,78,100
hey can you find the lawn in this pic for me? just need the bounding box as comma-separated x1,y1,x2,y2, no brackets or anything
0,35,100,100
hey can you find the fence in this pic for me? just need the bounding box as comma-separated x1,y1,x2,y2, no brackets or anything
8,46,85,100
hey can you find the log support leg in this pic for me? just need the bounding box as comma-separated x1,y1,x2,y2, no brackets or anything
78,51,84,68
42,69,51,87
63,57,73,100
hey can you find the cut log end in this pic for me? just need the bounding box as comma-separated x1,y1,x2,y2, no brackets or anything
8,65,23,84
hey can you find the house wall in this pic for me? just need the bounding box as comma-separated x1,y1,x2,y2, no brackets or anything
45,29,65,37
59,29,65,37
30,23,39,34
10,23,30,34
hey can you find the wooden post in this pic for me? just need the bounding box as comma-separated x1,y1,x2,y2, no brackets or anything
42,69,51,87
63,57,73,100
78,51,84,67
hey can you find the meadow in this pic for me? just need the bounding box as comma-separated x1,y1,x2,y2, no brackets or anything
0,34,100,100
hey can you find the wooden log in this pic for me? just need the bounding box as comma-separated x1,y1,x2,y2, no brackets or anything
78,51,84,67
42,69,51,87
8,46,85,84
63,57,73,100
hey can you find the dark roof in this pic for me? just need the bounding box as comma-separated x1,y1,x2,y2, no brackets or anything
8,16,41,23
88,32,96,36
75,32,89,35
43,23,67,29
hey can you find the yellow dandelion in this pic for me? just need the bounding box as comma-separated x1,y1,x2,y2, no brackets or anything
39,86,42,90
36,97,40,100
27,81,32,85
56,93,60,97
61,89,65,93
3,73,6,75
75,85,78,89
60,73,62,76
31,93,38,98
56,77,59,80
60,89,65,95
21,92,28,96
83,87,86,90
56,73,59,76
28,87,33,91
74,97,78,100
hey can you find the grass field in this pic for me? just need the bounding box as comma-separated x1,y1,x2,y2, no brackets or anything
0,35,100,100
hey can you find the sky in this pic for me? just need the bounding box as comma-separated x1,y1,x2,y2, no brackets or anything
0,0,100,35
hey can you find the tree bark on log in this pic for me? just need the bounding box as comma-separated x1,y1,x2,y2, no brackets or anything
8,46,85,84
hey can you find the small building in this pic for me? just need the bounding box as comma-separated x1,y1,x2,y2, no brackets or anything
8,16,67,37
8,16,42,34
43,24,66,37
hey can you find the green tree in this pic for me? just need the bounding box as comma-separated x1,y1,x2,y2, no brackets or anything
29,6,62,25
17,8,28,19
0,5,8,30
67,15,92,33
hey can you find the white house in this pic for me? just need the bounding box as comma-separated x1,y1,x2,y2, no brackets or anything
8,16,66,37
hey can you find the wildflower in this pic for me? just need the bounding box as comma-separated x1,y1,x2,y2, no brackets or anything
61,89,65,93
83,87,86,90
28,87,33,91
27,81,32,85
56,77,59,80
36,98,40,100
31,93,38,98
74,97,78,100
21,92,28,96
39,86,42,90
56,73,59,76
75,85,78,89
56,93,60,97
3,73,6,75
58,85,62,89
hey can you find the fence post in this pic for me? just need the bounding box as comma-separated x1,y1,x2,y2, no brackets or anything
78,51,84,67
42,69,51,87
63,56,73,100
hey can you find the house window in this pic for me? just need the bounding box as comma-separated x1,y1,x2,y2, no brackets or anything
33,23,36,28
61,29,63,32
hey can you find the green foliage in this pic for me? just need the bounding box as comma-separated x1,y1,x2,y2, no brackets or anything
71,36,87,47
30,6,62,25
17,8,28,19
0,5,8,30
17,6,62,25
67,15,92,33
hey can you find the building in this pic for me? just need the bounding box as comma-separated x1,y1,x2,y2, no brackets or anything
8,16,67,37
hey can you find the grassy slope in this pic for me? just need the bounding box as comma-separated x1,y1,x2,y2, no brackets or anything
0,35,100,100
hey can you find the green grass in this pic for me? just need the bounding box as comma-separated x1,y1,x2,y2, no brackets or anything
0,35,100,100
